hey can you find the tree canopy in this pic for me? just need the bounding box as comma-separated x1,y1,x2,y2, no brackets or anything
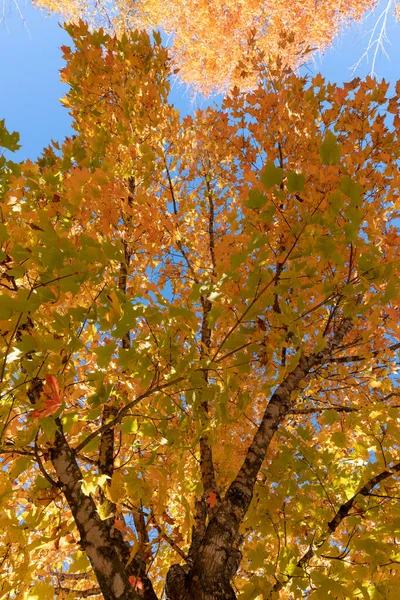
30,0,398,92
1,20,400,600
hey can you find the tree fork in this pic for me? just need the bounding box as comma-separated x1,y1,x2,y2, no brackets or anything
187,318,353,597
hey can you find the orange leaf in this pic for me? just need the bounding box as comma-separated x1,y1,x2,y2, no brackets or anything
387,307,399,321
114,519,128,532
206,492,218,509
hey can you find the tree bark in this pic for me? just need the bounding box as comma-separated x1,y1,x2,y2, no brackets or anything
50,424,141,600
50,422,158,600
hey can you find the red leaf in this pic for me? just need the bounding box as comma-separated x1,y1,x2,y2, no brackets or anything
129,576,144,591
31,375,63,419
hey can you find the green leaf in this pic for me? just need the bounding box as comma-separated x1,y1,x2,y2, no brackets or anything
0,294,15,319
287,171,305,192
61,412,79,434
41,418,58,443
340,175,364,205
260,204,276,222
93,341,116,368
0,223,10,242
332,431,347,448
247,189,267,209
260,162,284,189
382,279,399,303
328,190,344,216
316,235,336,257
10,455,32,478
322,409,338,425
120,417,138,434
141,422,157,438
320,131,341,165
0,119,21,152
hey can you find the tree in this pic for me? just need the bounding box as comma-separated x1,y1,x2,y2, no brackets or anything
1,22,400,600
29,0,398,92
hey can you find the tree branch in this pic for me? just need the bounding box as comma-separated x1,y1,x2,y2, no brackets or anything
225,317,353,522
50,421,144,600
54,586,102,598
328,341,400,365
75,376,185,453
34,429,60,488
268,460,400,597
195,166,219,532
149,513,189,563
189,318,353,591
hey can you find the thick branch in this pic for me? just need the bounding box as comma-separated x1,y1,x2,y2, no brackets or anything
198,295,217,496
189,318,352,593
226,318,352,522
290,406,357,415
195,168,219,506
98,402,118,511
328,341,400,365
52,573,92,582
186,170,219,566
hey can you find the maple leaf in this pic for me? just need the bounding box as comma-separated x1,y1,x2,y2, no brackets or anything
31,375,63,419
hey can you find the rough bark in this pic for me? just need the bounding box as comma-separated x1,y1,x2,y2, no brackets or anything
50,423,142,600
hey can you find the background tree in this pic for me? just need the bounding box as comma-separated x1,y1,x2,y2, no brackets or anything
1,23,400,600
21,0,398,92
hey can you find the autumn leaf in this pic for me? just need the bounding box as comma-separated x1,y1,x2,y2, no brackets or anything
320,130,341,165
129,576,144,591
31,0,381,93
206,492,218,509
31,375,63,419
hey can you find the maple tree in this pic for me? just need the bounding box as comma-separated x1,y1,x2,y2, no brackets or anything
1,21,400,600
29,0,399,92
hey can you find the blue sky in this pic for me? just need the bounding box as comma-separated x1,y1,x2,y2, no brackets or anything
0,0,399,161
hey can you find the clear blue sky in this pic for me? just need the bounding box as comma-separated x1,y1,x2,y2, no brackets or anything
0,0,399,161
